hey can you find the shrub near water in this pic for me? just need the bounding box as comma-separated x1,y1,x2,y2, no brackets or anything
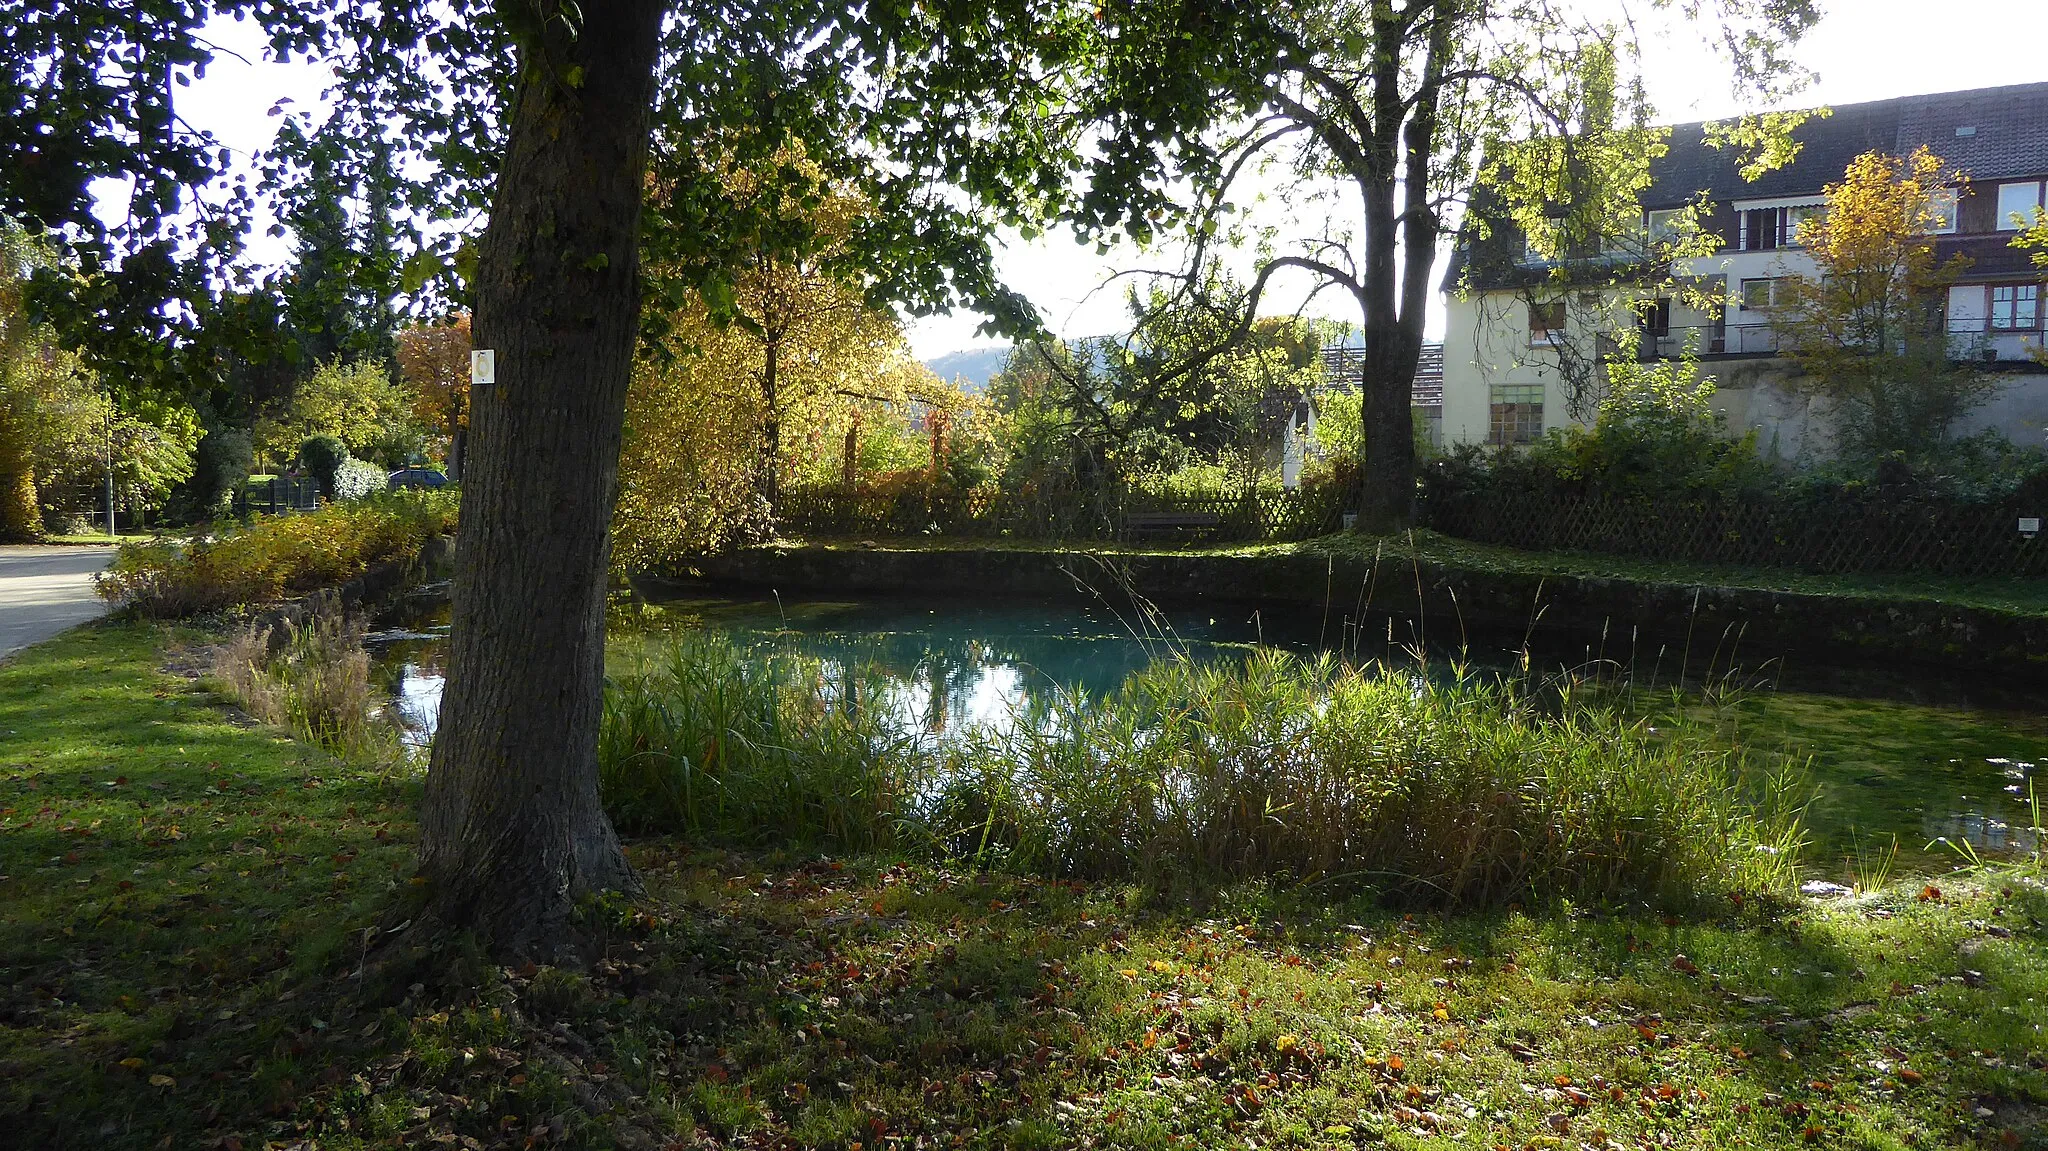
599,638,1804,908
97,488,457,616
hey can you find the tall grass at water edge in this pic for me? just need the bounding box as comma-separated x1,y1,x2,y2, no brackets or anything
597,635,1806,909
210,610,405,760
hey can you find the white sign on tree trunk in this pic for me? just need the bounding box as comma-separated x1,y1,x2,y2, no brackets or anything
471,349,496,387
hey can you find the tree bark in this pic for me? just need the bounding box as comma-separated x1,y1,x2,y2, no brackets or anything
418,0,665,958
759,339,781,516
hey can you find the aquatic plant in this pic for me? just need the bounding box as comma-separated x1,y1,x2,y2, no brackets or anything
209,609,399,759
598,636,1806,908
599,635,937,853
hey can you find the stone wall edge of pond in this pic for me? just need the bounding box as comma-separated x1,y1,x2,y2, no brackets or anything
662,543,2048,681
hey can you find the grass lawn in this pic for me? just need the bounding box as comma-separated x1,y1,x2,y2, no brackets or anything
4,621,2047,1149
778,532,2048,619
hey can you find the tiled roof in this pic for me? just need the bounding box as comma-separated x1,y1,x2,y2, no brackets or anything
1317,342,1444,408
1645,82,2048,208
1451,83,2048,293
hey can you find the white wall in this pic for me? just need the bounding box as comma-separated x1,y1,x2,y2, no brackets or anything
1442,282,2048,460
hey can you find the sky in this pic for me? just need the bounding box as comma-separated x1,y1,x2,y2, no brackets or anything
150,1,2048,359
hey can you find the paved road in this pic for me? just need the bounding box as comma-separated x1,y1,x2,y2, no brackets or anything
0,545,116,660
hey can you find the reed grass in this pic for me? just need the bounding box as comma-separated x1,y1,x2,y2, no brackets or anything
209,609,399,758
597,637,1806,908
598,636,937,853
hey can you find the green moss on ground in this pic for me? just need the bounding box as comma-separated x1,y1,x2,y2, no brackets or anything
3,622,2046,1149
777,531,2048,618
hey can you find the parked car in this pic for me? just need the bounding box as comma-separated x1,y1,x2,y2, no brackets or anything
388,467,450,491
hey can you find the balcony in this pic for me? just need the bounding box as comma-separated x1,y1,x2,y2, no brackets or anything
1597,323,1782,360
1590,319,2044,366
1945,318,2045,364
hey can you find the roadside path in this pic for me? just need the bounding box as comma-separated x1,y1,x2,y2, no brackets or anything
0,545,115,660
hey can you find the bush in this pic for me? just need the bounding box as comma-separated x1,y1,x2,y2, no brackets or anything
599,636,1804,909
333,457,386,502
298,435,350,498
97,489,458,617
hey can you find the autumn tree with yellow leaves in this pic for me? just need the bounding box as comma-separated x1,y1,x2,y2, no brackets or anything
1,223,201,539
613,299,958,567
397,313,473,479
2016,210,2048,369
1771,148,1993,467
613,151,977,566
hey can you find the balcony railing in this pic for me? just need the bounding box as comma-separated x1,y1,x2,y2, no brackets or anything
1596,324,1782,359
1591,320,2043,364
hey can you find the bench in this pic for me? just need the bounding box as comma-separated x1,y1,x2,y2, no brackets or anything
1121,510,1224,542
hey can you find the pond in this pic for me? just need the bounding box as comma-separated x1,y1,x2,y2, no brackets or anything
369,586,2047,877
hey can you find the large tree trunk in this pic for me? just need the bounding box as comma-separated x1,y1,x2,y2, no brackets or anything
417,0,665,958
1354,176,1419,533
447,421,465,483
1356,318,1418,532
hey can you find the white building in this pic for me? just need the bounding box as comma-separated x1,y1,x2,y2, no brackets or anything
1441,83,2048,459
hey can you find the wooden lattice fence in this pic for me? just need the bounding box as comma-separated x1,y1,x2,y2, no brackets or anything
1422,489,2048,578
777,483,1351,545
781,478,2047,577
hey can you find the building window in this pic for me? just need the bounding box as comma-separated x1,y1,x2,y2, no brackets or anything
1528,300,1567,345
1947,284,1987,334
1740,277,1787,311
1996,181,2044,231
1783,204,1825,245
1991,285,2041,330
1646,209,1685,242
1741,207,1780,250
1926,188,1960,234
1489,384,1544,445
1643,296,1672,336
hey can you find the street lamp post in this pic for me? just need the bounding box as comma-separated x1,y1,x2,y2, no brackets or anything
103,383,115,541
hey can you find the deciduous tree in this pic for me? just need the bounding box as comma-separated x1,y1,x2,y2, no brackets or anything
1070,0,1817,530
1772,148,1992,465
396,315,473,480
258,358,419,468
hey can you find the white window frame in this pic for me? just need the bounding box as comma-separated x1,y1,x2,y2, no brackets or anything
1995,181,2045,232
1739,277,1785,311
1926,188,1960,235
1645,208,1685,242
1528,300,1567,346
1782,203,1826,247
1488,384,1545,446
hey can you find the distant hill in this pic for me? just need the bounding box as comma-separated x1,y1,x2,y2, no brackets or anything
922,346,1011,393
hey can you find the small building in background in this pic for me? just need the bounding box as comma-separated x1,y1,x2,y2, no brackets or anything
1283,341,1445,488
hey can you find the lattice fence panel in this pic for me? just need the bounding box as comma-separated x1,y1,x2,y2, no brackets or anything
1422,489,2048,578
776,485,1351,546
